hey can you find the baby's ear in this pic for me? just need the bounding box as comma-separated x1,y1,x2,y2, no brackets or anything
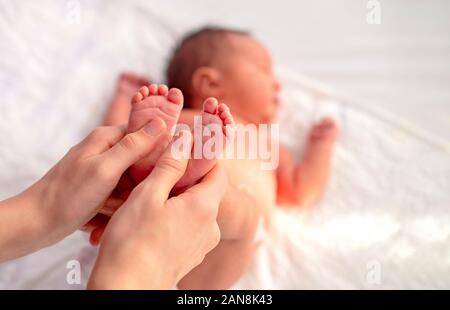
191,67,222,99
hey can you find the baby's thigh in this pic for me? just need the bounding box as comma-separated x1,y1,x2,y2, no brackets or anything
223,158,276,217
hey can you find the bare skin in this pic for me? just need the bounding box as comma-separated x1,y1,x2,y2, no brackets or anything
126,84,234,189
103,72,150,126
88,133,226,290
176,111,274,289
0,120,172,262
185,33,339,207
277,117,339,206
125,84,184,185
176,34,338,288
101,85,265,289
89,82,236,242
98,33,338,288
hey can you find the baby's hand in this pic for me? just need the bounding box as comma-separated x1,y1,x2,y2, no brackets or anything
308,117,340,145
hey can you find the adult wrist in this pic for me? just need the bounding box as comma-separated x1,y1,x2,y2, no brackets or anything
88,241,178,290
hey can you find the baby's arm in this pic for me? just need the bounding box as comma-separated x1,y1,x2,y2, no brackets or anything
277,117,339,207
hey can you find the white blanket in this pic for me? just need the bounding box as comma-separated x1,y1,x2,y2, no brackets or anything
0,0,449,289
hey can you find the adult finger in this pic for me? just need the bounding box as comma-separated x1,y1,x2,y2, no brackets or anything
95,118,169,180
138,129,192,205
178,164,227,217
79,125,127,155
99,196,125,216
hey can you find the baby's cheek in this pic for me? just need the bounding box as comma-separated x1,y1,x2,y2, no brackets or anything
242,80,264,101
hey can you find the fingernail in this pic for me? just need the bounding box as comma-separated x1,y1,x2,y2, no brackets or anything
144,119,165,136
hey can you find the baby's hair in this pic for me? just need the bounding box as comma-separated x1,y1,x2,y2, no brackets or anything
166,26,250,107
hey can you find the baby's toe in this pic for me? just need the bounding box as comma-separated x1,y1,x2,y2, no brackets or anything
131,92,143,103
218,103,229,113
148,84,158,95
223,115,234,126
158,84,169,96
167,88,184,105
203,97,219,114
139,86,149,97
218,104,233,122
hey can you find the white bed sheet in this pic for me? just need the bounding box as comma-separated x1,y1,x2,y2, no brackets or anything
0,0,449,289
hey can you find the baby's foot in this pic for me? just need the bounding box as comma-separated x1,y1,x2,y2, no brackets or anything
175,97,234,189
127,84,184,183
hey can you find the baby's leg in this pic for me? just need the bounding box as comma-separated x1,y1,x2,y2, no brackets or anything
178,157,275,289
176,112,276,289
127,87,234,189
176,98,234,188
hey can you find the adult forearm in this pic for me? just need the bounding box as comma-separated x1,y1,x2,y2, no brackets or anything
0,185,51,262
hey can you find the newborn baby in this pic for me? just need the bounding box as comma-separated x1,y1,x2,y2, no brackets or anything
102,27,339,289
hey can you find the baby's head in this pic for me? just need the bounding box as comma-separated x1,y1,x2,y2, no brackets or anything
166,27,281,124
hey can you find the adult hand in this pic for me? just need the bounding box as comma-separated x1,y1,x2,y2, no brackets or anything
88,131,226,289
0,119,169,261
